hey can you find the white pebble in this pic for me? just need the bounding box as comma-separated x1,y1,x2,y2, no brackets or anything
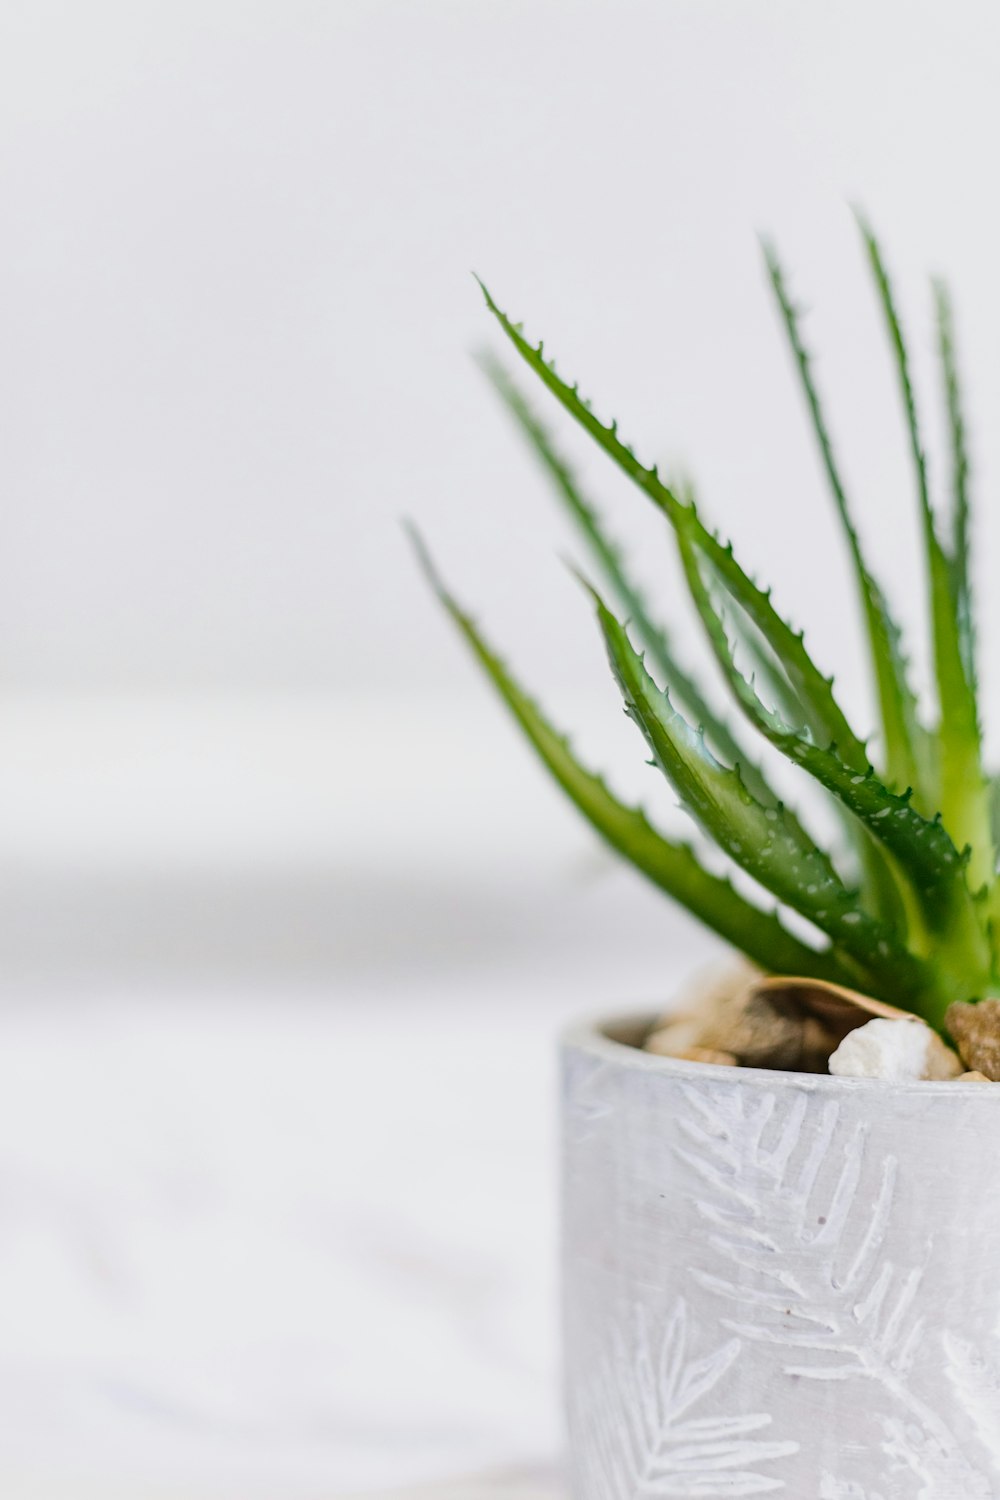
829,1017,959,1083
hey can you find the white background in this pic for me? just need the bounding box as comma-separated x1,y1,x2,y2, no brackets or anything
3,0,1000,709
1,1,999,1494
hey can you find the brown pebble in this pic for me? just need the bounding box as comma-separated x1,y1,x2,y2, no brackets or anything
751,975,910,1036
675,1045,738,1067
646,1028,738,1067
923,1032,964,1080
946,1000,1000,1081
645,1019,705,1057
645,965,841,1073
958,1070,992,1083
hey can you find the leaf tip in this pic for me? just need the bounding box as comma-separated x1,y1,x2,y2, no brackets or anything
471,272,498,313
404,520,453,610
562,555,602,609
850,201,874,239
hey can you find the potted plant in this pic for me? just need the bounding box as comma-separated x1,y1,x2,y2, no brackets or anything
413,219,1000,1495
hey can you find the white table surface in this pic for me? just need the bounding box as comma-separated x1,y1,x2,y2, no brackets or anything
0,693,717,1496
343,1472,562,1499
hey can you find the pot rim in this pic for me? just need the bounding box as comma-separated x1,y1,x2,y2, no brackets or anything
562,1011,1000,1097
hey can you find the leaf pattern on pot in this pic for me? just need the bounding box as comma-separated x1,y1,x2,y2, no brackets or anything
820,1477,886,1500
676,1083,991,1498
943,1331,1000,1471
574,1296,797,1497
562,1054,618,1147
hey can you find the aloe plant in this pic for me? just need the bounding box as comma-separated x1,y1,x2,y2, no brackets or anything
413,221,998,1029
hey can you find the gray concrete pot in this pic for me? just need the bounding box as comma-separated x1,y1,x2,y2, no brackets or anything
562,1014,1000,1498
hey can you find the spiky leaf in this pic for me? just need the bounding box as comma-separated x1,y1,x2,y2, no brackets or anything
476,278,871,774
481,352,782,807
859,218,994,893
674,528,993,1018
409,525,848,979
763,240,932,806
674,525,965,902
934,279,974,683
590,582,939,1009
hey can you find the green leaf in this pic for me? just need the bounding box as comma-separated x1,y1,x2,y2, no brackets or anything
669,476,909,935
589,580,940,1009
858,218,994,892
476,276,908,920
934,279,974,683
408,524,851,980
476,278,873,776
674,523,995,1011
763,240,931,806
479,352,779,806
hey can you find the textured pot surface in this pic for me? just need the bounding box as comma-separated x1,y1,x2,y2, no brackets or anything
562,1015,1000,1498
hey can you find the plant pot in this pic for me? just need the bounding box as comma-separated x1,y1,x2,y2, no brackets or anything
561,1013,1000,1497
